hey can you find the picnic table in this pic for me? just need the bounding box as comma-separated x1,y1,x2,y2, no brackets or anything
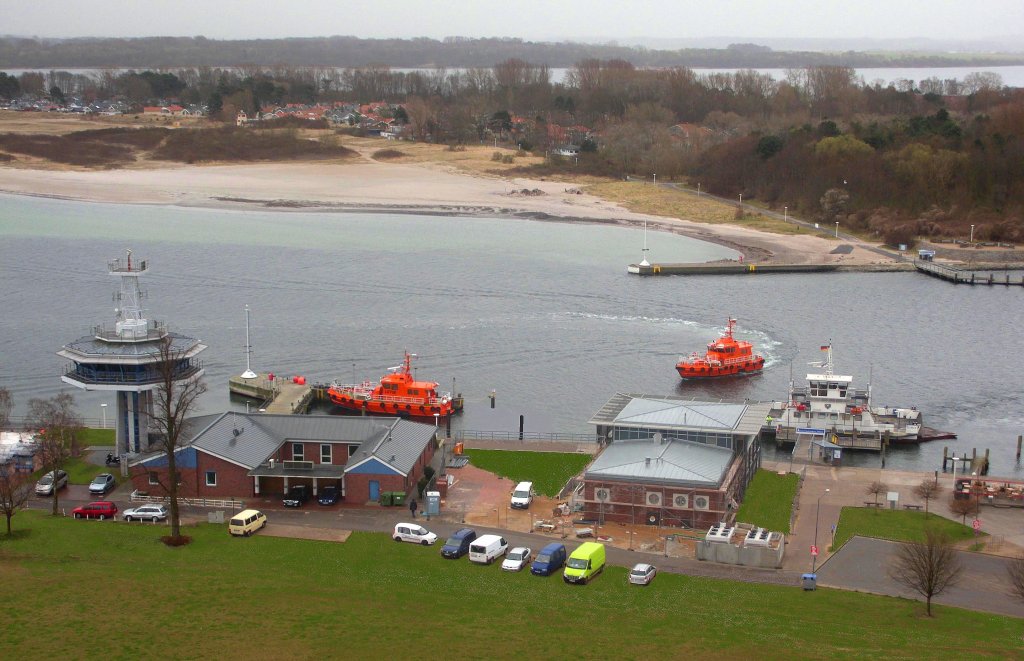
903,504,923,510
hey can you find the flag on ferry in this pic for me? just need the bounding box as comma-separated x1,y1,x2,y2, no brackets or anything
820,345,829,351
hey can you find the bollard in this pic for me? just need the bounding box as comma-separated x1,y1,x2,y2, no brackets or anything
519,415,524,441
489,390,496,408
1017,435,1022,462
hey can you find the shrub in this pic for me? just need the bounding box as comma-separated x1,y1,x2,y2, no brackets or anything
372,148,405,159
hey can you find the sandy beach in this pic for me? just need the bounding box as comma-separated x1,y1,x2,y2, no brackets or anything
0,156,897,266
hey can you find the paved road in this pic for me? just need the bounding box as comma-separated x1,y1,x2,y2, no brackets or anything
817,536,1024,618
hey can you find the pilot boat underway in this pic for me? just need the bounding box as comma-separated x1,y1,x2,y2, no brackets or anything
327,352,457,418
770,344,924,446
676,318,765,378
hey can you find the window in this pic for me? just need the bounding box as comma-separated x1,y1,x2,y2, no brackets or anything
205,471,217,487
292,443,304,461
321,444,332,464
148,471,159,485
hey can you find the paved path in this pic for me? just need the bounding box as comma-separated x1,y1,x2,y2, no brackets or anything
817,537,1024,618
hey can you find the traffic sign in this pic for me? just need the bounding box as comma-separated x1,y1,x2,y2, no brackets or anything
972,519,981,531
810,545,819,556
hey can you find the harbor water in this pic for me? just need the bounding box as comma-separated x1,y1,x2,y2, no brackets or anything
1,193,1022,475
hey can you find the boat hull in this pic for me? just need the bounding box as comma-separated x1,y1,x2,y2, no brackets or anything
676,358,764,379
327,389,455,418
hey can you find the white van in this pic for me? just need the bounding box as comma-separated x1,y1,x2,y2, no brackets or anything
228,509,267,537
468,534,508,564
510,481,534,509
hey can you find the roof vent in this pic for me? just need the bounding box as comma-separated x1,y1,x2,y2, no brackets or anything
232,428,241,437
644,457,651,466
390,454,396,462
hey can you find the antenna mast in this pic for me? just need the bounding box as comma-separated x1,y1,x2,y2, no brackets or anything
639,220,651,267
241,305,257,379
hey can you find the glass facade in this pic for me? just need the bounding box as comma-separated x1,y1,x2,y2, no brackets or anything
612,426,734,450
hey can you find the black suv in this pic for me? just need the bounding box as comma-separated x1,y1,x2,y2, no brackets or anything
283,485,310,507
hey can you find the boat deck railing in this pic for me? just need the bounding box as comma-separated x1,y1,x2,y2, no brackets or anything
330,383,450,407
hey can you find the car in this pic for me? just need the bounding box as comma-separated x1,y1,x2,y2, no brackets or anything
89,473,116,495
72,501,118,520
440,528,477,559
501,546,532,572
628,563,657,586
282,484,310,507
35,469,69,496
393,522,438,545
317,485,339,506
122,504,168,522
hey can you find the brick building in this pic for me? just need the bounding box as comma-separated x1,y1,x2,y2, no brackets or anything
129,412,437,503
583,394,769,529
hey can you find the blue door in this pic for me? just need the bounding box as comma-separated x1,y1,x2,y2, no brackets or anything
369,480,380,501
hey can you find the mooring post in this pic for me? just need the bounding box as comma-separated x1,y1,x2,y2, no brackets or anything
1016,435,1022,462
519,415,524,441
942,446,948,471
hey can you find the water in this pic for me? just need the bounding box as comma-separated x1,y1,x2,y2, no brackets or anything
1,193,1022,476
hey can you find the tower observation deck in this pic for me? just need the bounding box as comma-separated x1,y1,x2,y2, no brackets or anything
58,250,207,455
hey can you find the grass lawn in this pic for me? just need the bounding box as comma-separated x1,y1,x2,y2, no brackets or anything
735,469,800,533
79,427,115,447
463,449,592,497
1,512,1020,658
28,428,115,484
833,507,979,550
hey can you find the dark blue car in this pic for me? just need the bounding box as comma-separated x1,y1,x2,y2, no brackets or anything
530,542,567,576
440,528,477,559
318,486,339,505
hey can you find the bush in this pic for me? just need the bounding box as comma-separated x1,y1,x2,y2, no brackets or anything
491,151,503,161
372,148,405,159
501,154,515,164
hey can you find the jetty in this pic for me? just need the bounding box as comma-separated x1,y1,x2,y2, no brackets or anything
915,259,1024,286
228,373,317,414
627,262,841,276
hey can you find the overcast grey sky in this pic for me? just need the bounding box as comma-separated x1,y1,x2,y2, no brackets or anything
2,0,1020,43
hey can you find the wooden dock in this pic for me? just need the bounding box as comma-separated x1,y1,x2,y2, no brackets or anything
228,373,316,414
915,259,1024,286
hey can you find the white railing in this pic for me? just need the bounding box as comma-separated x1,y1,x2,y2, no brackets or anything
130,489,243,510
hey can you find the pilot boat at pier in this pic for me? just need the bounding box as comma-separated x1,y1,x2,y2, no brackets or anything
327,352,459,418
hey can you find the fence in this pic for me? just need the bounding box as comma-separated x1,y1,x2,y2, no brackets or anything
130,489,243,510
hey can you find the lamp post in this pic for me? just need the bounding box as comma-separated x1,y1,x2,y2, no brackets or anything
970,224,975,244
697,182,701,197
834,221,839,238
812,488,830,573
652,173,656,186
784,206,788,224
100,403,107,429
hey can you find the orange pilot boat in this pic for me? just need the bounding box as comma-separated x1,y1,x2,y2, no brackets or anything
676,318,765,379
327,352,458,418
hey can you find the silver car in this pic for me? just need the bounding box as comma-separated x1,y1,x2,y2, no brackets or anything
628,563,657,586
89,473,116,495
35,470,69,496
122,504,168,522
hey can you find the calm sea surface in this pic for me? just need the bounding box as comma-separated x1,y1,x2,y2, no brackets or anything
1,193,1022,475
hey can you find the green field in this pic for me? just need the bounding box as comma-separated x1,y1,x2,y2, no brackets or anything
1,512,1020,658
735,469,800,533
464,449,592,497
833,507,979,550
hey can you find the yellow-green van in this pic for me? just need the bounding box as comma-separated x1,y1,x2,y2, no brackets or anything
228,509,267,537
563,542,606,584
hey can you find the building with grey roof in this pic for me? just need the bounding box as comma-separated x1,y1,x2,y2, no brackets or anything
582,394,770,529
129,412,438,504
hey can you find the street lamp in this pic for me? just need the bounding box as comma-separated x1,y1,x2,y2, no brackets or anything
652,173,656,186
697,182,701,197
834,221,839,238
970,224,975,244
784,206,788,224
100,403,108,429
812,488,830,573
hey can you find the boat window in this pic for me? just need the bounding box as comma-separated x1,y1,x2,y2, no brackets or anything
838,388,847,397
830,413,838,419
793,411,801,419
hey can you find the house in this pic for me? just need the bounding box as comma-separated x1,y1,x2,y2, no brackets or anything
669,123,716,150
129,413,438,503
582,394,769,528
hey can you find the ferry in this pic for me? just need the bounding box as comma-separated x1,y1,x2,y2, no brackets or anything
327,352,459,418
769,344,925,447
676,318,765,378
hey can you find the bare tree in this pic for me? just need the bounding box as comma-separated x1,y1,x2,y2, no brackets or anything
866,481,888,507
948,496,979,525
26,393,81,515
888,528,964,616
1007,555,1024,604
0,465,31,535
148,336,207,542
913,479,943,517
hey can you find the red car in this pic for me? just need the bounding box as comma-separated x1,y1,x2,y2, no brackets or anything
72,501,118,520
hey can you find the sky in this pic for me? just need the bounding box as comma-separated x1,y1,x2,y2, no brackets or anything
2,0,1021,44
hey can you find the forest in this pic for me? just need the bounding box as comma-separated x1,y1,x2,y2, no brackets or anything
1,57,1021,243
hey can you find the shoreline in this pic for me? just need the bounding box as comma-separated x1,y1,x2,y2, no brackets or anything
0,159,899,267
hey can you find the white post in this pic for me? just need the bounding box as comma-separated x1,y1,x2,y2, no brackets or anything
652,173,656,186
835,221,839,238
100,403,107,429
784,206,788,223
970,224,975,243
697,182,701,197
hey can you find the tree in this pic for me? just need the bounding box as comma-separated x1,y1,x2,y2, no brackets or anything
866,481,888,507
912,479,943,517
948,496,979,525
148,336,207,543
888,528,964,616
0,465,31,535
1007,555,1024,605
26,393,81,516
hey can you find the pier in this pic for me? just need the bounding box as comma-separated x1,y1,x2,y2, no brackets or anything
228,373,318,414
628,262,841,276
915,259,1024,286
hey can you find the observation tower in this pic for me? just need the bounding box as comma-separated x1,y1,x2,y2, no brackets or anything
58,251,207,455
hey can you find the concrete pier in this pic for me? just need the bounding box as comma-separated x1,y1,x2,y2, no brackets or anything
229,373,315,414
